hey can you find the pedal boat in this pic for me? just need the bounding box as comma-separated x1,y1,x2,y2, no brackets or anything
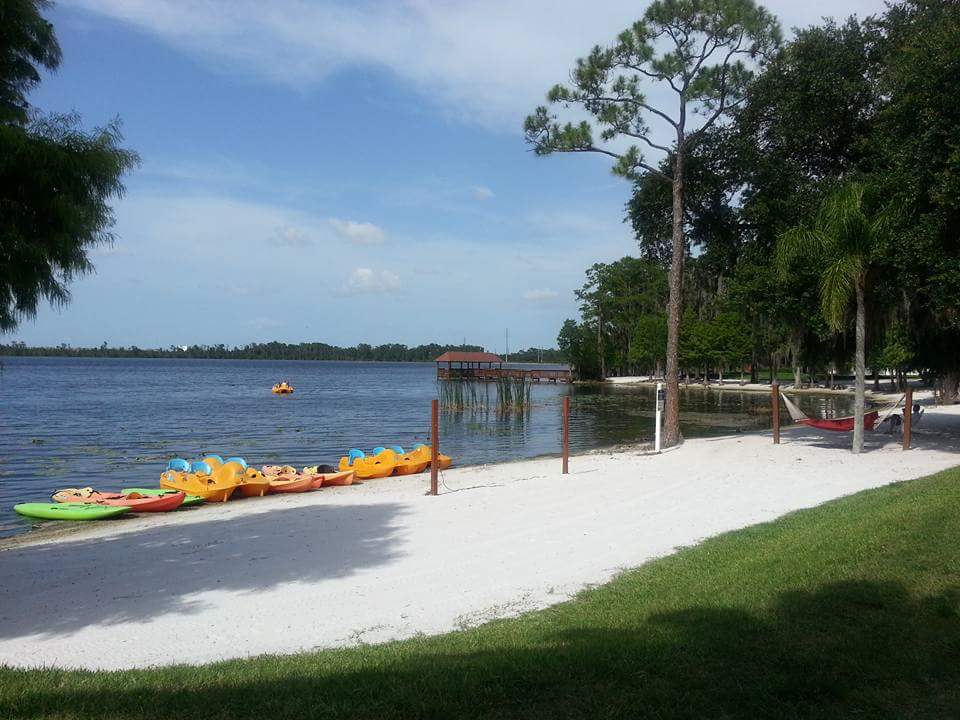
338,448,398,479
160,460,239,502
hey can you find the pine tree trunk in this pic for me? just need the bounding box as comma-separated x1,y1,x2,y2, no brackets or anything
942,371,959,403
852,282,866,454
663,148,686,447
596,302,605,380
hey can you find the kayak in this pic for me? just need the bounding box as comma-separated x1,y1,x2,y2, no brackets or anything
14,503,131,521
121,488,205,506
268,475,315,493
312,470,354,488
52,489,185,512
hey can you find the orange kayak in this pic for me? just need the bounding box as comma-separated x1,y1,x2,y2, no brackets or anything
53,489,186,512
314,470,354,487
268,475,315,494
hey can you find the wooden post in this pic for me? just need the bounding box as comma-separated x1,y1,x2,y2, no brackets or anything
772,381,780,445
562,395,570,474
903,386,913,450
430,399,439,495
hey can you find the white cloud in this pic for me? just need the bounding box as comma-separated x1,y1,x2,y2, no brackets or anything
344,267,401,294
272,225,310,247
65,1,887,132
471,185,494,200
328,218,386,245
522,288,559,302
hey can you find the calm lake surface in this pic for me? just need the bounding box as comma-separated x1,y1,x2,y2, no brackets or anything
0,357,854,537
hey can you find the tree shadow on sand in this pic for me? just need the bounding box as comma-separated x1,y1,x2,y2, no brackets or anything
0,502,405,640
6,580,960,719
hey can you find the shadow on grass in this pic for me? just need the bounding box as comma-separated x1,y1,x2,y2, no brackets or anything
0,502,405,640
4,579,959,719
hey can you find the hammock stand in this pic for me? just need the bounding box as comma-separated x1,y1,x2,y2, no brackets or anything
779,392,904,432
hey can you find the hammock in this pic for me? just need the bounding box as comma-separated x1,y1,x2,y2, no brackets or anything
779,392,904,432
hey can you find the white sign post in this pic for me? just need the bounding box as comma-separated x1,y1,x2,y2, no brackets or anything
655,382,664,453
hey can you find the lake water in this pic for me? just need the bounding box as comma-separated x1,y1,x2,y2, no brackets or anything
0,357,854,537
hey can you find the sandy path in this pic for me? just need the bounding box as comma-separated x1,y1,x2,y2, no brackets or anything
2,405,958,670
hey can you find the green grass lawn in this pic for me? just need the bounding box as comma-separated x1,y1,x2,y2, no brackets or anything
4,467,960,719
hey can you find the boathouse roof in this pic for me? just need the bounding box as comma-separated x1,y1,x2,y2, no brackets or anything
435,351,503,363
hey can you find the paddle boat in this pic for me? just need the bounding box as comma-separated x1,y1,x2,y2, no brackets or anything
385,446,431,475
408,443,453,470
237,467,272,498
160,459,239,502
51,488,186,512
272,381,294,395
338,448,398,479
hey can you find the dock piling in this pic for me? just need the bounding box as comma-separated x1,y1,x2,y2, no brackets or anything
772,381,780,444
430,399,439,495
562,396,570,474
903,386,913,450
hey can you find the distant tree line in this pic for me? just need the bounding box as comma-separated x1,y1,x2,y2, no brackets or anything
0,341,565,363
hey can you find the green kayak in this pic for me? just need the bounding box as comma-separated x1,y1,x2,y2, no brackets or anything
121,488,205,507
14,503,131,521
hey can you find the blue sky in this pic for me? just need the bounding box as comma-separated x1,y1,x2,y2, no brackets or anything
13,0,884,353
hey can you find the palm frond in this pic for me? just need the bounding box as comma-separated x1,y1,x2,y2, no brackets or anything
819,256,862,331
775,226,829,278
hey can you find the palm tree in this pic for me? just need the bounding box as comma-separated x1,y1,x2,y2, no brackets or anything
776,182,888,454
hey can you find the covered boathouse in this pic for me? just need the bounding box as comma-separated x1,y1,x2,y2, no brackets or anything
434,351,571,383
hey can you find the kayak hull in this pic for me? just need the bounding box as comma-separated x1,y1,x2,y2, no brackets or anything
315,470,354,487
56,491,185,512
14,503,131,521
268,475,315,493
121,488,204,506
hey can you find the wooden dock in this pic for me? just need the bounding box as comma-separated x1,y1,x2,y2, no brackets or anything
435,351,572,383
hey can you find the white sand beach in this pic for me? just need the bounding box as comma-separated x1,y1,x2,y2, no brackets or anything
2,402,959,671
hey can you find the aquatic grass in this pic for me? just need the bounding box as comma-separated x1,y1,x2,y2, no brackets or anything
440,378,533,413
4,466,960,719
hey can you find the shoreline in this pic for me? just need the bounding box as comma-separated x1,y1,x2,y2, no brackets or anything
2,401,958,670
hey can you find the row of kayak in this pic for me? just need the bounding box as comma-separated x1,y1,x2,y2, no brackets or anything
13,444,452,521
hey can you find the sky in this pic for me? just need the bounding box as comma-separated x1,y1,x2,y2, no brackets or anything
14,0,886,353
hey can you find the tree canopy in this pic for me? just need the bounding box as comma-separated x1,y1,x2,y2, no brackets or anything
0,0,138,332
554,0,960,413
